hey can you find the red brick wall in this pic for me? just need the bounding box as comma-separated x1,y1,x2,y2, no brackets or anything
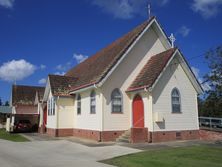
200,130,222,141
101,131,125,142
73,128,101,141
46,128,57,137
57,129,73,137
151,130,199,143
130,128,148,143
73,129,125,142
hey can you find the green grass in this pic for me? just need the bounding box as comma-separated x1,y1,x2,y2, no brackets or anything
101,146,222,167
0,129,29,142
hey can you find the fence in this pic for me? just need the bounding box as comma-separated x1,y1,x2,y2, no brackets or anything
199,117,222,130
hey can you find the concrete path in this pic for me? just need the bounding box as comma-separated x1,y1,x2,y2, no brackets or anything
0,139,140,167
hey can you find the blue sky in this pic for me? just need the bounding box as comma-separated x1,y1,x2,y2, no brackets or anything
0,0,222,102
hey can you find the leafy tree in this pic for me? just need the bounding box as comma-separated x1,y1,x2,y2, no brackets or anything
199,46,222,117
4,101,9,106
0,98,2,106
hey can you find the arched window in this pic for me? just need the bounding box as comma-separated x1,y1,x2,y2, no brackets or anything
77,94,81,115
111,89,122,113
90,90,96,114
171,88,181,113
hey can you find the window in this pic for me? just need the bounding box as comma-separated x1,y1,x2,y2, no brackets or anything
52,97,55,115
90,90,96,114
111,89,122,113
171,88,181,113
48,99,50,115
48,97,55,116
77,94,81,115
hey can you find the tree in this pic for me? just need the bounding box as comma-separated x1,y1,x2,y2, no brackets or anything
0,98,2,106
199,46,222,117
4,101,9,106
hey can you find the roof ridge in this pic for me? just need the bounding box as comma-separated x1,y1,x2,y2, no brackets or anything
65,17,156,92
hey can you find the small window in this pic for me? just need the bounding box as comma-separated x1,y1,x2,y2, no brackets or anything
48,99,50,115
52,97,55,115
77,94,81,115
171,88,181,113
90,90,96,114
111,89,122,113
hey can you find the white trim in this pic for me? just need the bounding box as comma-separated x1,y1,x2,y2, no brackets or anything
69,85,96,94
97,18,171,88
69,18,172,94
43,77,51,102
150,49,203,94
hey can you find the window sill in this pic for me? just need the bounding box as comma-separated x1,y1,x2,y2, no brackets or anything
111,112,123,114
90,112,96,114
171,112,182,114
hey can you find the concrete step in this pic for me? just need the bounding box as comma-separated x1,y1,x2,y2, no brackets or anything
116,138,130,143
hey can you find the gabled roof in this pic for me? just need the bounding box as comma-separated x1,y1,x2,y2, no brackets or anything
48,75,77,96
127,48,176,92
12,85,45,105
127,48,203,94
66,17,157,92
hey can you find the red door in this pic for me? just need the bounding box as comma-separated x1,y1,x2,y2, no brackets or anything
133,95,144,128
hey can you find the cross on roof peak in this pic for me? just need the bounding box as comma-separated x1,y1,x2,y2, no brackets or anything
169,33,176,48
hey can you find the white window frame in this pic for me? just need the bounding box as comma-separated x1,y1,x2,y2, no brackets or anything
77,94,81,115
171,88,181,113
111,88,123,113
90,90,96,114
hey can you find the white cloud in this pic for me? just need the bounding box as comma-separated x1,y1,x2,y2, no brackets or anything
177,26,191,37
73,53,88,64
191,0,222,19
0,59,36,82
38,78,46,85
92,0,146,19
156,0,170,6
54,71,65,76
0,0,14,9
40,64,46,70
191,66,211,91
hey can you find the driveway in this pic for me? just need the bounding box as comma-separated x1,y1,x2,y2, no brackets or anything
0,139,140,167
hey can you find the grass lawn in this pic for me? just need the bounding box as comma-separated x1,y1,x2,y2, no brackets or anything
101,146,222,167
0,129,29,142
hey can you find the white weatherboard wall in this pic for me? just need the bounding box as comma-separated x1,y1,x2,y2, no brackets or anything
74,89,103,131
101,26,167,131
57,97,74,129
46,91,57,129
152,57,199,131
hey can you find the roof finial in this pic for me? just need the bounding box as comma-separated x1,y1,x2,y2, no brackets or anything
147,1,151,20
169,33,176,48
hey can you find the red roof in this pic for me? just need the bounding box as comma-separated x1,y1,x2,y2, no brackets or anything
127,48,176,92
12,85,45,105
65,17,156,92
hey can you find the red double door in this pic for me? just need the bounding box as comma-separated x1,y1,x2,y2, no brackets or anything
132,95,144,128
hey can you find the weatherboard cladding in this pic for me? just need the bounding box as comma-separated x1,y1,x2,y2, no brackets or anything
12,85,45,105
127,48,176,91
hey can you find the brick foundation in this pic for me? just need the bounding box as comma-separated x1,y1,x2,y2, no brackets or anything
101,130,125,142
73,128,101,141
46,128,125,141
131,128,149,143
200,130,222,141
46,128,73,137
151,130,200,143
